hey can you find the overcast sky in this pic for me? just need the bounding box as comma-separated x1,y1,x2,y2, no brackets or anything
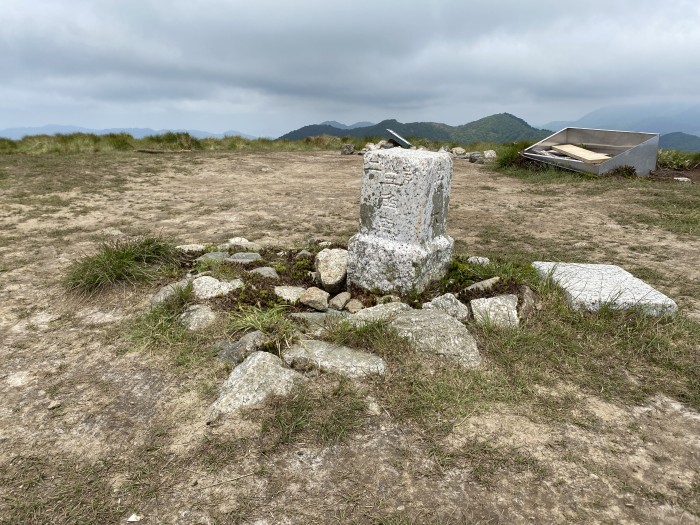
2,0,699,137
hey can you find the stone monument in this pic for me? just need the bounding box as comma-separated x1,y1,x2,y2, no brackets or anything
347,148,454,293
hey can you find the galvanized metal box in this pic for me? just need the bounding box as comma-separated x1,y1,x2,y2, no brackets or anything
522,128,659,176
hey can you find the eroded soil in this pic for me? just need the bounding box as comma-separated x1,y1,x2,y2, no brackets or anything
1,152,698,524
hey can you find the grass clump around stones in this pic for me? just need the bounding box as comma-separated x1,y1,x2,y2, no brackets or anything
65,235,179,294
127,283,214,367
228,304,298,355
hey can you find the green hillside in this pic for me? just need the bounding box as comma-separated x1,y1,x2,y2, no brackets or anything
278,113,551,144
660,132,700,152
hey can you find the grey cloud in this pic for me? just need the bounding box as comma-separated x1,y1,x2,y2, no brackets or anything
2,0,699,135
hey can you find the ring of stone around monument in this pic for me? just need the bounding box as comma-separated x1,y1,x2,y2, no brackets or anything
347,148,454,293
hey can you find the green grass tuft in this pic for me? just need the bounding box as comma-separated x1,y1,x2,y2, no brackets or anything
65,235,178,294
228,305,297,355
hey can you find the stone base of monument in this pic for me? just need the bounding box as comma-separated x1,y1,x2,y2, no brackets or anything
347,233,454,293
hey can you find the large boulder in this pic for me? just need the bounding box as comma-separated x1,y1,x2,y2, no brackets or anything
283,340,386,378
315,248,348,294
207,352,306,422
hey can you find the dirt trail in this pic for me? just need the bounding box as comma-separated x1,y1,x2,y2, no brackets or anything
0,151,698,523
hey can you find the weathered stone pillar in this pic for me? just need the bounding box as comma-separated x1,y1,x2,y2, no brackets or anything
347,148,454,293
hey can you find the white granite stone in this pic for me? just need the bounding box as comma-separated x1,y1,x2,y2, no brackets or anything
315,248,348,293
422,293,470,321
532,262,677,316
274,286,307,304
207,352,306,422
347,148,454,293
470,295,519,328
192,276,243,299
283,340,386,378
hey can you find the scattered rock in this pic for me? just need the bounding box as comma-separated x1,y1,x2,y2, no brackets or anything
295,249,312,259
452,147,466,156
341,144,355,155
283,340,386,378
176,244,206,255
150,278,191,306
467,151,484,163
389,309,481,368
208,352,306,422
214,331,270,366
344,299,364,314
471,294,519,328
274,286,307,304
350,302,410,324
179,304,218,331
378,294,401,304
47,400,62,410
466,276,500,293
532,262,677,316
315,248,348,293
227,252,263,265
227,237,262,252
299,287,330,311
483,149,498,159
318,241,332,248
195,251,229,263
518,285,538,321
467,256,490,266
247,266,280,280
329,291,351,310
673,177,691,183
192,276,243,299
422,293,470,321
365,142,377,151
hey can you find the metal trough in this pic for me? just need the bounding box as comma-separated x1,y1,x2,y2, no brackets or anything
522,128,659,176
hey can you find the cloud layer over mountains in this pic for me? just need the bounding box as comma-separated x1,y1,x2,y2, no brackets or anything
3,0,699,136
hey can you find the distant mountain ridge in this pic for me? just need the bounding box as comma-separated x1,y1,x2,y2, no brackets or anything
280,113,552,143
0,125,255,140
659,132,700,152
320,120,375,130
542,103,700,137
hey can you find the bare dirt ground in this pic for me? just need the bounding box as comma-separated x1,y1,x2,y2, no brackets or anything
1,151,699,524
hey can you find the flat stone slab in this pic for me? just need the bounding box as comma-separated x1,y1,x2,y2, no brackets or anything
196,251,229,263
283,340,386,378
274,286,307,304
227,252,263,264
192,276,243,299
207,352,306,422
471,294,519,328
247,266,280,280
532,262,677,316
350,302,411,324
388,309,481,368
